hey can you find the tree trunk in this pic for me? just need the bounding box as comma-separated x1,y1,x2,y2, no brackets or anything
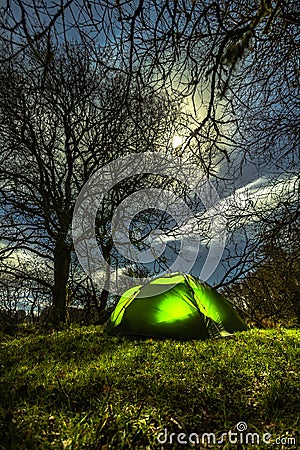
51,240,70,326
100,260,111,312
95,262,111,324
99,288,109,312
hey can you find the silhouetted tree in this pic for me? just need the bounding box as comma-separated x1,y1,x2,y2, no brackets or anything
0,42,178,325
1,0,299,325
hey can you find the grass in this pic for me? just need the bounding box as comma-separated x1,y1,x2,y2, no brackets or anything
0,326,299,449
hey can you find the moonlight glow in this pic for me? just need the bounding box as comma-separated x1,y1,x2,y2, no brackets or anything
172,135,183,148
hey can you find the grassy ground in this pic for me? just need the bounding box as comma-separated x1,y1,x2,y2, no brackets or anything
0,326,299,449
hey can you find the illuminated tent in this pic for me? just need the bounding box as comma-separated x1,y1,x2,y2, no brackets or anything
106,273,247,339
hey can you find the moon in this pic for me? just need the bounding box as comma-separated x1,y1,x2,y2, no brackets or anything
172,135,183,148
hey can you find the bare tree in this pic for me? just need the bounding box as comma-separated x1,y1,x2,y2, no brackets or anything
1,1,299,170
1,1,299,326
0,41,178,325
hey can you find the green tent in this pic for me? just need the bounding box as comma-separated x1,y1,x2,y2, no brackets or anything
107,272,247,339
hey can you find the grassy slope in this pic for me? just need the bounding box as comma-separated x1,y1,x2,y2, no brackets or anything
0,327,299,449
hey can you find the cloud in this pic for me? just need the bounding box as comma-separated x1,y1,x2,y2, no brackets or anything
150,173,299,246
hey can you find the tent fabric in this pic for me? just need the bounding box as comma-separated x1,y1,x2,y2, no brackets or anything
106,272,247,339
